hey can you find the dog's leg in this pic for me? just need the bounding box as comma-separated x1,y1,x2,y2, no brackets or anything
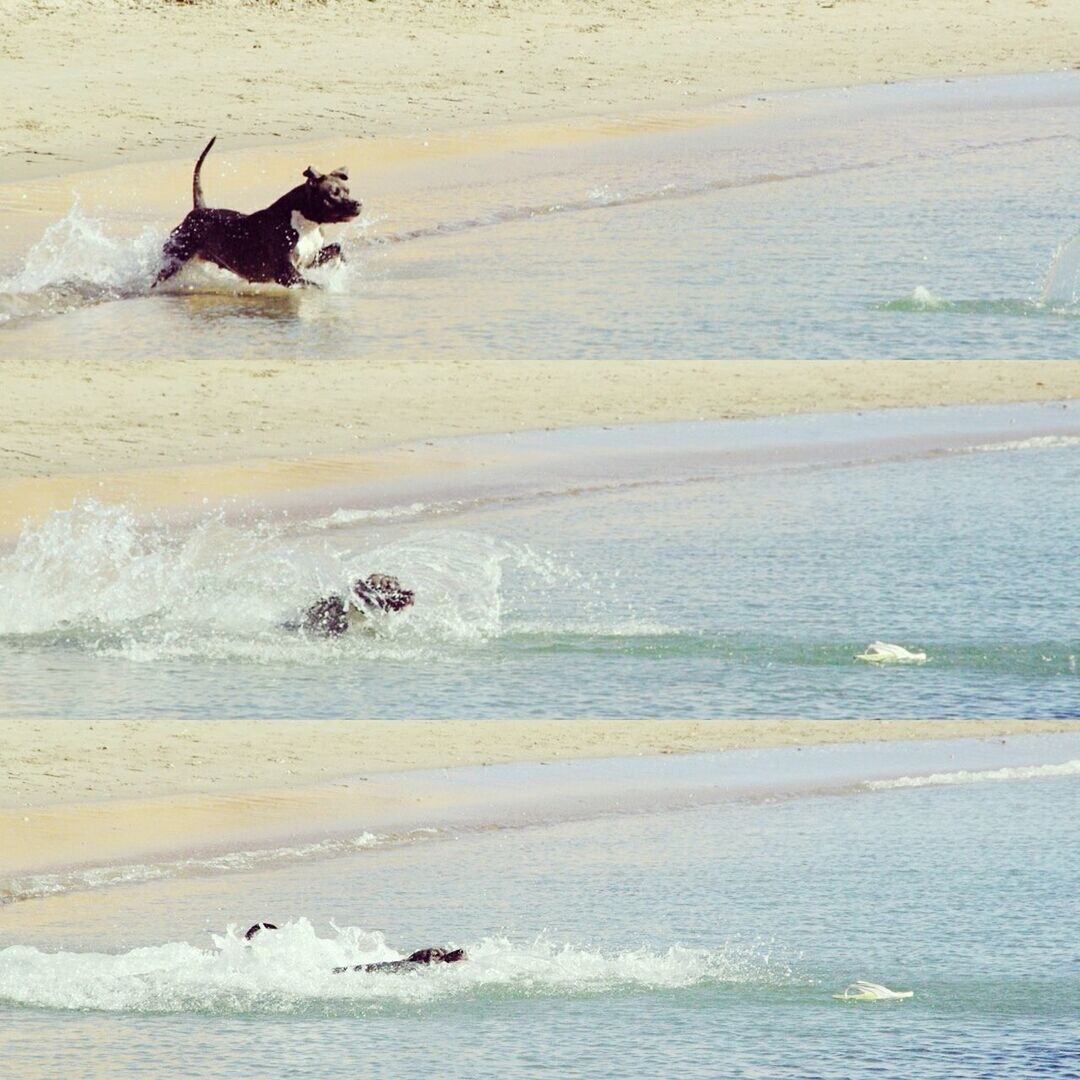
153,225,199,287
274,261,309,288
312,243,343,267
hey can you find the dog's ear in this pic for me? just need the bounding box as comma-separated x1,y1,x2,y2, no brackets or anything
303,166,324,183
330,167,349,181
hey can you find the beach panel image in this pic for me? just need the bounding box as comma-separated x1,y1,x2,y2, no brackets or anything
3,76,1080,362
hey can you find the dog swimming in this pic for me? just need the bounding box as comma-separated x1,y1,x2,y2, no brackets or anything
294,573,416,637
243,924,466,973
155,137,362,288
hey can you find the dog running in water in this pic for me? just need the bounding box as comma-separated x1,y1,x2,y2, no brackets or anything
155,137,361,288
243,924,466,973
300,573,415,636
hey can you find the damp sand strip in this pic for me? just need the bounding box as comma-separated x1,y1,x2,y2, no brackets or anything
2,391,1078,538
2,717,1078,887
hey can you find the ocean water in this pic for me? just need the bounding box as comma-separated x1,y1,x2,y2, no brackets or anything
1,742,1077,1078
2,74,1080,358
0,406,1076,722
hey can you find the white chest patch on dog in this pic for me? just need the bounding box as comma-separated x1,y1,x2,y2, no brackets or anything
290,211,324,267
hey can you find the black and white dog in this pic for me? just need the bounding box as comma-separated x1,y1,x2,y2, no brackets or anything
155,137,361,288
243,924,466,973
300,573,416,637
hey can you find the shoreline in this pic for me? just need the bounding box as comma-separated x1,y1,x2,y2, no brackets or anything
3,717,1078,883
2,364,1078,535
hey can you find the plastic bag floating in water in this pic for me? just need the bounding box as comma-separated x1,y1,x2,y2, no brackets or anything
855,641,928,664
833,980,913,1002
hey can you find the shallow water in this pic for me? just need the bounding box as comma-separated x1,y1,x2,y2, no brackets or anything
0,406,1076,722
2,74,1080,359
2,747,1076,1077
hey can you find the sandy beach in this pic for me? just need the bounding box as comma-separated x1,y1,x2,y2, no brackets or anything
4,716,1077,879
2,359,1076,533
1,0,1078,945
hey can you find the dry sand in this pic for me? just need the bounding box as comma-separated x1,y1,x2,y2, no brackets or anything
2,0,1078,182
4,716,1077,877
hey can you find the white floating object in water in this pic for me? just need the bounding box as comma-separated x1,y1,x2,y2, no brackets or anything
855,641,928,664
833,980,914,1002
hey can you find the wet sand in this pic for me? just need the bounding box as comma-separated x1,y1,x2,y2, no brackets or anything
3,359,1077,534
4,717,1077,878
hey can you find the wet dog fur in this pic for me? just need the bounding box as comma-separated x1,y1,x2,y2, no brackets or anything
155,137,361,288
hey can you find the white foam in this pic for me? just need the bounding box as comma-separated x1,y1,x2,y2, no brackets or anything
3,834,387,905
159,245,357,297
0,919,783,1013
962,435,1080,454
865,759,1080,790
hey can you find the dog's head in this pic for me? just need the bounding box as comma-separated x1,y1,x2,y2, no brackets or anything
351,574,415,614
298,166,361,224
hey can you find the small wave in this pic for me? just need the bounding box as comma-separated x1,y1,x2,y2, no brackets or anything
307,502,455,530
2,834,389,906
0,919,784,1014
960,435,1080,454
865,760,1080,790
875,286,1079,318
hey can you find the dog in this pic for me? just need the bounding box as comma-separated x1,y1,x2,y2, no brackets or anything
333,947,468,974
301,573,415,637
243,924,466,973
155,137,361,288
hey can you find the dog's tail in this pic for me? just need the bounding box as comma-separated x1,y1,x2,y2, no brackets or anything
192,136,217,209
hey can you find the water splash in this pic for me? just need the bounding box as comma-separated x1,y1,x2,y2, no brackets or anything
879,232,1080,318
0,200,164,322
0,501,567,663
1041,231,1080,305
0,919,786,1014
0,201,370,324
